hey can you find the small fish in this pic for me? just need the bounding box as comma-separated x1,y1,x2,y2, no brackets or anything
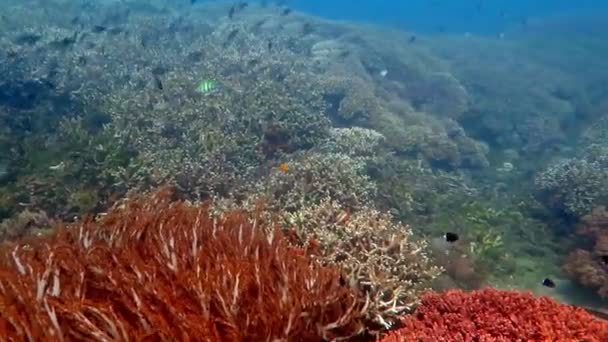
301,22,314,35
280,8,291,16
92,25,107,33
445,232,459,243
267,39,273,52
252,18,268,31
153,75,164,90
379,69,388,77
408,35,416,43
225,29,239,43
542,278,556,288
228,2,248,19
600,255,608,264
278,163,289,172
195,79,218,94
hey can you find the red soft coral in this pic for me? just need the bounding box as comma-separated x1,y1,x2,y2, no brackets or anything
0,189,368,341
379,288,608,342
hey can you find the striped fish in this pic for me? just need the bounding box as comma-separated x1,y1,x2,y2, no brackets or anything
195,79,218,94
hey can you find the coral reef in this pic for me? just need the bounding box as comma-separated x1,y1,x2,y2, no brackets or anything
0,209,54,241
379,288,608,342
0,189,370,341
535,144,608,216
563,206,608,298
282,199,442,329
250,151,378,212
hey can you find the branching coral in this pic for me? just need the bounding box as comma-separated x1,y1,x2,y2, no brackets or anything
282,199,441,330
563,206,608,298
379,288,608,342
535,144,608,216
325,127,386,159
252,151,378,212
0,189,370,341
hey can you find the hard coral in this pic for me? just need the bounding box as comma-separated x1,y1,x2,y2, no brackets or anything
284,199,441,331
0,189,369,341
379,288,608,342
563,206,608,298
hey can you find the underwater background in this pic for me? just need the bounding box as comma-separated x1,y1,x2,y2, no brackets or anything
1,0,608,340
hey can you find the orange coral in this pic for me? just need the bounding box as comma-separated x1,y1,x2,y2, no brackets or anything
563,206,608,297
379,288,608,342
0,189,368,341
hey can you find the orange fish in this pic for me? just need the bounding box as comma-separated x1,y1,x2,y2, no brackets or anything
278,163,289,172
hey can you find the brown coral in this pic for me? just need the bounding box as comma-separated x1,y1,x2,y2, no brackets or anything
563,206,608,298
282,199,442,330
0,189,369,341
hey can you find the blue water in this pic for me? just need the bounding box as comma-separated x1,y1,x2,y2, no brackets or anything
291,0,608,34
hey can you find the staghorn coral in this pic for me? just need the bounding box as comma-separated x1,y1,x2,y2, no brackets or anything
563,206,608,298
282,198,442,330
251,151,378,212
379,288,608,342
0,189,370,341
324,127,386,159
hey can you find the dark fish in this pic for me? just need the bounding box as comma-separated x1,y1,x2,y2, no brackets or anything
14,33,41,45
600,255,608,264
77,55,87,66
302,22,314,35
228,2,247,19
92,25,107,33
338,50,350,58
445,232,459,243
190,0,198,4
153,75,164,90
252,18,268,30
281,8,292,16
267,39,272,52
542,278,556,288
408,35,416,43
339,275,346,286
222,29,239,47
226,29,239,41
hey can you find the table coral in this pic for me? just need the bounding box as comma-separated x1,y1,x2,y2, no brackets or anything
379,288,608,342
